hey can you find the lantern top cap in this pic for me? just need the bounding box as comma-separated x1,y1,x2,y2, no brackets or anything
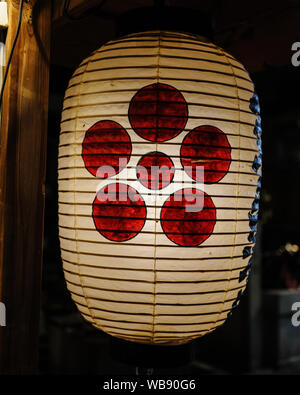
116,30,211,43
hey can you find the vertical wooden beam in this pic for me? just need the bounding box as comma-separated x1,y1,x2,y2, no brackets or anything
0,0,51,374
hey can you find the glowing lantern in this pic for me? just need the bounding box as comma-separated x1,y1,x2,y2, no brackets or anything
58,31,262,345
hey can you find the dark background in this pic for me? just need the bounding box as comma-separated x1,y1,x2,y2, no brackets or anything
41,0,300,375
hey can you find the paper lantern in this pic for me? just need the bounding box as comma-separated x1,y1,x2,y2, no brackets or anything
58,31,262,345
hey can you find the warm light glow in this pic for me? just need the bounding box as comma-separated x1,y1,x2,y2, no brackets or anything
58,31,261,345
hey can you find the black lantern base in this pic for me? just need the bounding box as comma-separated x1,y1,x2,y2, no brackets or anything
110,337,193,370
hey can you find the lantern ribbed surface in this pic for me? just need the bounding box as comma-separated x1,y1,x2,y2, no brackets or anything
58,31,261,345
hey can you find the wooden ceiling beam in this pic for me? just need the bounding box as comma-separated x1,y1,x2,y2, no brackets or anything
52,0,104,27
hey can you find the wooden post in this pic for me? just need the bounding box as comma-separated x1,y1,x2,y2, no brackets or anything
0,0,51,374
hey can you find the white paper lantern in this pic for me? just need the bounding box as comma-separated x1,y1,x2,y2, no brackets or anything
58,31,262,345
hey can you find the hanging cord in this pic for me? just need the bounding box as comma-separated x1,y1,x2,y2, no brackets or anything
0,0,24,111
